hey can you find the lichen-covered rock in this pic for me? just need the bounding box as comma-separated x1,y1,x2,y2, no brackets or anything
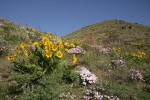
76,67,97,85
92,45,111,54
111,59,124,68
68,46,86,54
129,68,145,82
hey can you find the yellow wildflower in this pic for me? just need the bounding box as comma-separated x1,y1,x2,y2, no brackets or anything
64,42,69,47
65,48,69,53
24,49,30,56
14,54,17,57
7,54,15,62
56,51,63,58
112,47,116,51
72,54,77,63
42,37,49,45
116,48,121,52
70,43,75,48
75,40,79,44
131,53,136,57
137,54,142,58
45,51,53,58
57,39,63,48
57,39,62,44
44,45,50,51
139,51,145,56
33,42,39,47
14,46,19,50
48,40,53,47
20,42,26,49
52,44,58,51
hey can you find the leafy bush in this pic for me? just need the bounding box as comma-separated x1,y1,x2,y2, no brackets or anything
63,66,79,83
7,34,80,99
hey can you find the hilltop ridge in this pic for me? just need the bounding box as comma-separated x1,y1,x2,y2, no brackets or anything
63,19,150,54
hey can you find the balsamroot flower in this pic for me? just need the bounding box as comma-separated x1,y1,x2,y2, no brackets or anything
64,42,70,47
52,44,58,51
8,53,15,62
24,49,30,56
65,48,69,53
56,51,63,58
20,42,26,49
70,43,75,48
33,42,39,47
72,54,77,63
57,39,63,48
45,50,53,58
42,37,49,44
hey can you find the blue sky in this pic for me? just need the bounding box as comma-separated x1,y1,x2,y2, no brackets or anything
0,0,150,36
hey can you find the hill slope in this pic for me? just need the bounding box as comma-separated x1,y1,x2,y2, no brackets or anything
0,18,42,68
0,19,150,99
63,20,150,53
62,20,150,99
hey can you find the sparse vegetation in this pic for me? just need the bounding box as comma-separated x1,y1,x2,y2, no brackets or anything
0,19,150,99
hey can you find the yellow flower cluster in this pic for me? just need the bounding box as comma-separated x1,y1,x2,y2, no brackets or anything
131,51,146,59
8,42,31,62
8,33,80,64
7,53,16,62
63,42,78,63
42,36,80,63
63,38,84,45
62,38,86,63
112,47,147,61
20,42,27,49
112,47,121,52
41,37,64,59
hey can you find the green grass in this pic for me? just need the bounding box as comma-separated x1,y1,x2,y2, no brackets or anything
0,18,150,99
63,19,150,99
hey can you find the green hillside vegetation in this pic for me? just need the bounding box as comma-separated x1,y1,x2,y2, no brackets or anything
0,19,150,100
63,20,150,55
63,20,150,99
0,18,45,70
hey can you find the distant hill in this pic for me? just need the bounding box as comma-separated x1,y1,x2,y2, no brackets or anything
63,20,150,53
